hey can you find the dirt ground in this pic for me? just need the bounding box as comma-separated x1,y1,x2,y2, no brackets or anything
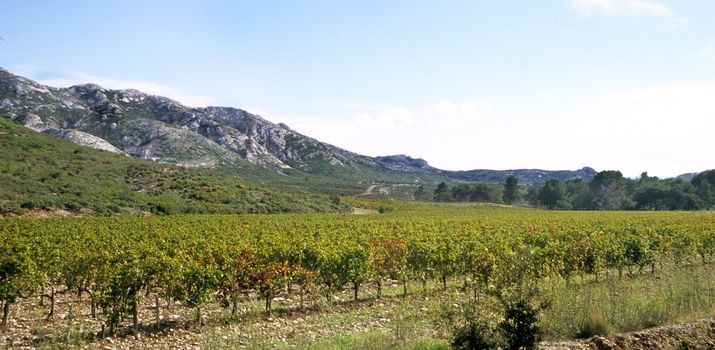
542,318,715,350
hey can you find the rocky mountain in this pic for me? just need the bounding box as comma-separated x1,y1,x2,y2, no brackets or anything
375,155,432,170
675,172,698,182
0,67,596,186
0,68,373,171
0,117,342,215
450,167,598,185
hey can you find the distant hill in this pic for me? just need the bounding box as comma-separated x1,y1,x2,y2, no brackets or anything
675,172,698,182
1,67,597,189
0,117,344,215
449,167,598,184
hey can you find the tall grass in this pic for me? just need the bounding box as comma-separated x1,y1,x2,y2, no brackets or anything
299,332,449,350
540,264,715,340
201,264,714,348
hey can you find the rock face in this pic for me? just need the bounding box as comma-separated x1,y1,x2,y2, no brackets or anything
375,155,432,170
46,129,125,154
0,67,372,170
0,67,597,184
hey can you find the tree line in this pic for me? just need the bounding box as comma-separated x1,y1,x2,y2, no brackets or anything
530,170,715,210
419,179,517,204
421,169,715,210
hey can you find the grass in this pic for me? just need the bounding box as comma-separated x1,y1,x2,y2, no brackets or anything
195,263,715,349
298,333,449,350
209,332,449,350
200,301,450,350
540,263,715,340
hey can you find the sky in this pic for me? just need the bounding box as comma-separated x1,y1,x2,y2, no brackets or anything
1,0,715,178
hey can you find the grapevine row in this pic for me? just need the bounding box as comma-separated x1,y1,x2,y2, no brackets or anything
1,209,714,332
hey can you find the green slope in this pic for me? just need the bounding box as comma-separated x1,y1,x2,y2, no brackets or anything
218,160,426,197
0,118,347,215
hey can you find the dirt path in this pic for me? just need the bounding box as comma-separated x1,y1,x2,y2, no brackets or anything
352,207,378,215
359,185,377,195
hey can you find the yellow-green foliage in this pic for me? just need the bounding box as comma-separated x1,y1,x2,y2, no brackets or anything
2,205,715,332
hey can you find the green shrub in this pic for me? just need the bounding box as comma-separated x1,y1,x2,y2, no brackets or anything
64,201,82,211
451,319,496,350
499,299,543,350
0,200,23,214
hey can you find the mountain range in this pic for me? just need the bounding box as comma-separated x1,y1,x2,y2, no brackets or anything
0,67,597,192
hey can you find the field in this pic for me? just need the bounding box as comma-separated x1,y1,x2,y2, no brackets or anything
2,202,715,349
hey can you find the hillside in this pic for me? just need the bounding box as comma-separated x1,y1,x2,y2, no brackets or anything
0,117,344,215
0,67,597,188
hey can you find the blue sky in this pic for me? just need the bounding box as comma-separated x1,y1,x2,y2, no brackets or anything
2,0,715,177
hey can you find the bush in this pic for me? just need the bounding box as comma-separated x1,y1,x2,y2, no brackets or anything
20,195,59,210
447,292,547,350
451,319,496,350
499,299,543,350
0,200,23,214
577,308,611,338
64,201,82,211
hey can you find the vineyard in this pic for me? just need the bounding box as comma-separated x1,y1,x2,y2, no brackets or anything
2,204,715,347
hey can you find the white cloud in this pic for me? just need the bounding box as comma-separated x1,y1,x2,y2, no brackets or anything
34,71,218,107
257,85,715,178
569,0,686,22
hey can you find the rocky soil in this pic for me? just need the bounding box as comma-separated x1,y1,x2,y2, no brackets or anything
0,281,430,349
542,319,715,350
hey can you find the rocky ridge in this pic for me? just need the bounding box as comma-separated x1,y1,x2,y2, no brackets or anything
0,67,596,184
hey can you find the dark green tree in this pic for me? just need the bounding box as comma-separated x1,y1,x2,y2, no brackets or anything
414,185,426,200
470,184,501,203
537,180,569,209
588,170,634,210
434,182,452,202
634,183,703,210
692,170,715,207
503,176,519,204
525,187,540,206
452,184,473,202
564,179,590,209
499,299,543,350
638,171,658,184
